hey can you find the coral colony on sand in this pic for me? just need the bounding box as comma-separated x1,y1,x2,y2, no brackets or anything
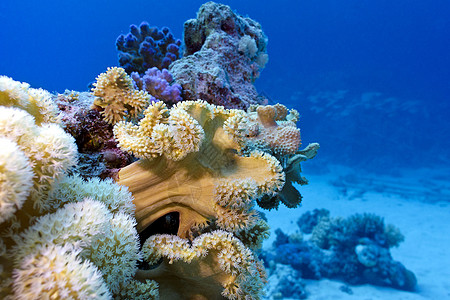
262,209,417,298
0,1,414,299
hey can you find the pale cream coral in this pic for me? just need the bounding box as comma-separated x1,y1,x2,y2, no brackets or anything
0,138,34,224
82,212,141,294
0,106,77,213
47,173,135,215
92,67,151,124
138,230,266,299
0,75,60,125
12,199,112,265
12,244,111,300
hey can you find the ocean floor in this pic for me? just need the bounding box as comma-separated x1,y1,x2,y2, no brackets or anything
263,165,450,299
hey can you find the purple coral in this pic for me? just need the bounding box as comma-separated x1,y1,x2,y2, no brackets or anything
131,67,182,105
116,22,182,74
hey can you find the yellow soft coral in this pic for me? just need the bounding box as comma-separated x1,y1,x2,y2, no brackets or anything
92,67,151,124
138,230,266,299
114,100,285,239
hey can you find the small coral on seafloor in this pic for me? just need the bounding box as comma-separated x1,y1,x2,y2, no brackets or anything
131,67,183,106
261,209,417,293
169,1,269,109
116,22,182,74
92,67,152,124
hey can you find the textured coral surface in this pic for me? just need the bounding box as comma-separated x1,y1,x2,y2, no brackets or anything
116,22,182,74
169,2,269,109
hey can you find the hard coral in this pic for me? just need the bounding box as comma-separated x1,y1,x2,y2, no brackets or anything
116,22,182,74
169,1,269,109
92,67,151,124
131,67,183,106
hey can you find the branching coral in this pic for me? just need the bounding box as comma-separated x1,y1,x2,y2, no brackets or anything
262,210,416,293
116,22,182,74
92,67,152,124
131,67,183,106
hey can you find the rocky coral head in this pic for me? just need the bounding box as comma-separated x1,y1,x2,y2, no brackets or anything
183,1,268,57
169,1,269,109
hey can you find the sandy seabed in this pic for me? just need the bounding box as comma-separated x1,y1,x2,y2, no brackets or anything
263,165,450,300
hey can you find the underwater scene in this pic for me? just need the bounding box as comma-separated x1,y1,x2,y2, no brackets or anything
0,0,449,299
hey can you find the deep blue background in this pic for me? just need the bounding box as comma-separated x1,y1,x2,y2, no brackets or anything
1,0,449,171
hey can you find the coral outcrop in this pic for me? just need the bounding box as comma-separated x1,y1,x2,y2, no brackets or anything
261,209,417,294
1,3,320,299
169,1,269,109
116,22,182,74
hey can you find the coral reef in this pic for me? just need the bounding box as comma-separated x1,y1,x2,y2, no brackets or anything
131,67,183,106
113,99,317,298
261,209,417,294
1,3,320,299
116,22,182,74
92,67,152,124
169,1,269,109
55,90,134,178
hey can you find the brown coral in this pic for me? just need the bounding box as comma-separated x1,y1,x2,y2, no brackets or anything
92,67,151,124
114,100,285,239
137,230,266,299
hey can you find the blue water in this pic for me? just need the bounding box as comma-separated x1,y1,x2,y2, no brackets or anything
1,0,448,172
1,1,449,297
